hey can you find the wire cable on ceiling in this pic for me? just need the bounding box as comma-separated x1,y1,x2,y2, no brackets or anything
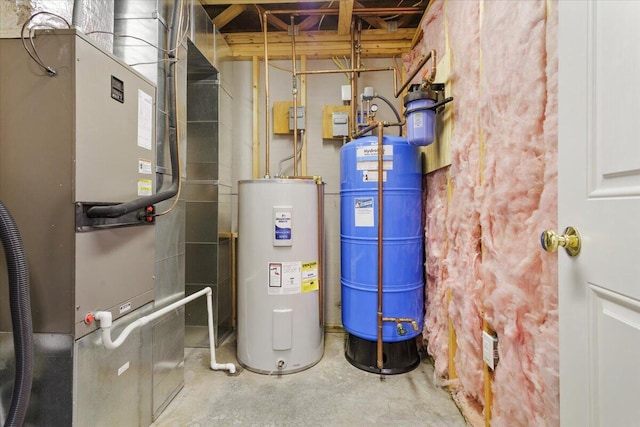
20,11,71,76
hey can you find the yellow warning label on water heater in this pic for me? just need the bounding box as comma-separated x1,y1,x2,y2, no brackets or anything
301,261,319,293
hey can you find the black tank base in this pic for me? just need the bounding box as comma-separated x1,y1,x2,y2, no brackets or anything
344,333,420,375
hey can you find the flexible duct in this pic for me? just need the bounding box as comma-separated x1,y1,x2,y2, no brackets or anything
86,0,183,218
0,201,33,427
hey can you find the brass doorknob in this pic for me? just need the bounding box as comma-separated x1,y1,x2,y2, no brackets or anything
540,226,581,257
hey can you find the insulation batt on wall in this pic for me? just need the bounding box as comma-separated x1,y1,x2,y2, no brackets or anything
407,0,559,426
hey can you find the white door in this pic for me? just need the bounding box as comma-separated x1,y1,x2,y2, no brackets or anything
558,2,640,426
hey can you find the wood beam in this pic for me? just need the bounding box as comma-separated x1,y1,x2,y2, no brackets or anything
212,4,247,30
223,28,414,60
201,0,319,4
297,2,334,31
247,5,290,31
354,1,387,30
337,0,354,36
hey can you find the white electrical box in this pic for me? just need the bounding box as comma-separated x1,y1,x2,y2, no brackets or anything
341,85,351,101
482,331,499,370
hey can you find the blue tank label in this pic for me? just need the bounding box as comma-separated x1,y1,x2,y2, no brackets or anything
354,197,374,227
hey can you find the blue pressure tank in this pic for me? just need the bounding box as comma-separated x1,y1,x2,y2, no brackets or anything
340,135,424,374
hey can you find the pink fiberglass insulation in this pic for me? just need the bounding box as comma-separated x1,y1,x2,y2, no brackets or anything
423,168,449,379
478,1,558,425
442,0,485,412
411,0,559,426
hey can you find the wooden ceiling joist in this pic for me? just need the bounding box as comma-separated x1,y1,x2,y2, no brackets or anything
212,4,247,30
353,1,387,30
223,28,414,60
337,0,354,35
201,0,319,4
247,5,289,31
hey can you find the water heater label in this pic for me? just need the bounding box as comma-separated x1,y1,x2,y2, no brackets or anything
273,207,292,246
302,261,319,293
354,197,374,227
268,261,301,295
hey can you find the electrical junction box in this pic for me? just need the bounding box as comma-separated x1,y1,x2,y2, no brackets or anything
341,84,351,101
482,331,499,370
289,106,305,131
332,112,349,137
322,105,351,139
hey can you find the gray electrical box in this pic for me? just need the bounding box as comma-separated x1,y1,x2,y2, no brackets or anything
332,111,349,136
289,106,305,130
0,29,156,339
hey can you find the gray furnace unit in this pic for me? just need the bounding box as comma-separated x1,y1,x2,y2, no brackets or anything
0,29,158,425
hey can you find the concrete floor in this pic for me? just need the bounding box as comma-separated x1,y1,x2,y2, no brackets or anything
152,332,467,426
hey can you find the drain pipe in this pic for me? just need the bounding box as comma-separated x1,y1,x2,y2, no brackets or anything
93,287,235,373
375,121,384,372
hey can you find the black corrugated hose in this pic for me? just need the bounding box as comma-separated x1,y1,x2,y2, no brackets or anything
0,200,33,427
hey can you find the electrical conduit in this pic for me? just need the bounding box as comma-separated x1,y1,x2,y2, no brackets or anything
94,287,235,373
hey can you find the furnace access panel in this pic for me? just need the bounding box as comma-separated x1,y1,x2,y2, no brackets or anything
0,29,157,338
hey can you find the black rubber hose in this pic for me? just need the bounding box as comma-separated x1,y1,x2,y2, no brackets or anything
403,97,454,116
86,1,182,219
373,94,403,136
0,200,33,427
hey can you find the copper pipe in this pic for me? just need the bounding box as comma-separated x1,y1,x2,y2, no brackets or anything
356,19,362,72
393,50,436,98
376,121,384,372
354,123,378,139
295,66,394,76
278,175,322,182
317,180,324,328
424,49,437,84
263,10,271,177
265,7,424,17
291,15,298,176
350,19,356,138
382,317,419,331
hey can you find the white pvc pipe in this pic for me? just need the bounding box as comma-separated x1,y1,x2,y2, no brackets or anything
94,287,236,374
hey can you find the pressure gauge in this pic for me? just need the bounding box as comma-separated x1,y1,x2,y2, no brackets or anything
370,104,379,113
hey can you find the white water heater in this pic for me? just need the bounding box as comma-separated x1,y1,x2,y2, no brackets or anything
237,179,324,374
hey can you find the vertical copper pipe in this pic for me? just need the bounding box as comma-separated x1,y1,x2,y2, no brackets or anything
376,122,384,371
317,180,324,328
263,11,271,177
291,16,298,176
350,20,356,138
